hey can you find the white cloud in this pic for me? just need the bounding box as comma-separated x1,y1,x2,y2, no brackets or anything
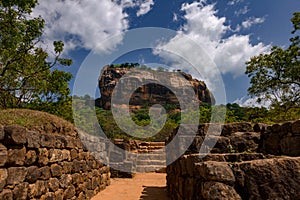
136,0,154,16
32,0,129,54
234,96,271,108
234,6,249,16
173,13,178,21
117,0,154,16
32,0,156,54
153,1,270,91
227,0,244,6
242,17,266,29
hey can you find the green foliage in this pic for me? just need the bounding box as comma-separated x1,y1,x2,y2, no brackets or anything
109,63,139,69
0,1,72,109
245,12,300,118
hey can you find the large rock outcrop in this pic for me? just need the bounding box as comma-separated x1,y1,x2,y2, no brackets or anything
97,66,215,110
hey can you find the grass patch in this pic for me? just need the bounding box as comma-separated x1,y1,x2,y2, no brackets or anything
0,109,76,135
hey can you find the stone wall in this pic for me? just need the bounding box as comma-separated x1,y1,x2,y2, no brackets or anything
259,120,300,156
0,125,110,200
166,121,300,200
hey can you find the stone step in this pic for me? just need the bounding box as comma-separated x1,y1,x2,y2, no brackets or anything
136,159,166,166
138,148,165,153
137,153,166,161
135,165,166,173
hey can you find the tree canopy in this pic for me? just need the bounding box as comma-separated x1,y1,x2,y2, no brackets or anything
0,0,72,109
245,12,300,116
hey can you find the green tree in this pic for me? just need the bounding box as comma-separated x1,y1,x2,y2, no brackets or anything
0,0,72,109
245,12,300,118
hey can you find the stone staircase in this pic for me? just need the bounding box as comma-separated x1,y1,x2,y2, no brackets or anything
109,140,166,176
135,148,166,173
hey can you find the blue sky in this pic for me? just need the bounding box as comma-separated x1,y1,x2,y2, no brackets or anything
32,0,300,106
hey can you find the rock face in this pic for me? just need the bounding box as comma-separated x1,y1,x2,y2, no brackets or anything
98,66,215,110
166,121,300,200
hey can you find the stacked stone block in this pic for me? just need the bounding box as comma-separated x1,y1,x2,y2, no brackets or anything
166,121,300,200
0,125,110,200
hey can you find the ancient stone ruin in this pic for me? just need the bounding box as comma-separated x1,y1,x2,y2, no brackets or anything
166,121,300,200
0,124,110,199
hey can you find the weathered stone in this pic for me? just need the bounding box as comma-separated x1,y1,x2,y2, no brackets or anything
77,183,88,194
39,133,55,148
61,149,71,161
201,182,242,200
70,149,78,160
91,177,100,190
60,162,72,174
210,136,231,153
261,132,281,155
98,66,215,110
25,166,40,183
50,164,62,177
12,182,28,200
0,144,7,167
39,166,51,180
0,189,13,200
40,192,55,200
233,157,300,200
7,147,26,166
86,189,94,199
49,149,63,163
253,123,268,133
0,126,4,141
4,125,27,145
54,189,63,200
0,169,8,192
195,161,235,184
229,132,260,153
63,185,75,199
28,180,48,198
6,167,27,185
292,120,300,135
54,136,67,149
221,123,253,136
25,150,37,165
59,174,72,188
280,136,300,156
72,173,83,185
48,178,59,192
77,192,86,200
38,148,49,165
26,131,40,148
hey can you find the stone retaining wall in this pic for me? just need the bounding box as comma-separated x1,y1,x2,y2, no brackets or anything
0,125,110,200
166,121,300,200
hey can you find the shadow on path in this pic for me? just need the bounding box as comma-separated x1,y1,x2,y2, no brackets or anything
139,186,170,200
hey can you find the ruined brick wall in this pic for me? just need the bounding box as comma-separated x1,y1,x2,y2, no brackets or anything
166,121,300,200
0,125,110,200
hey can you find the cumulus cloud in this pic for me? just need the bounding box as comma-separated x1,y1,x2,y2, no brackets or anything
153,1,270,91
32,0,155,54
136,0,154,16
227,0,244,6
242,17,266,29
117,0,154,16
32,0,129,54
234,96,271,108
234,6,249,16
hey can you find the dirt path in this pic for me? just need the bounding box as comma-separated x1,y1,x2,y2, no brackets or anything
92,173,170,200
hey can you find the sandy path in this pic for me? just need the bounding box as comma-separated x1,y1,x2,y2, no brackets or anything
92,173,170,200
